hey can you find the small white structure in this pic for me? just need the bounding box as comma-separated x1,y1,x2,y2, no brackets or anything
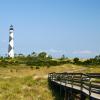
8,25,14,58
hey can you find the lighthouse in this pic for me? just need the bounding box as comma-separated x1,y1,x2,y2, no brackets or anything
8,25,14,58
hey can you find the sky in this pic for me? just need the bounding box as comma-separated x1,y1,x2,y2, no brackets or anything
0,0,100,58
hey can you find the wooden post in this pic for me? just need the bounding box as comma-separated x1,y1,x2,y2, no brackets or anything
67,88,70,100
60,85,61,96
59,74,61,96
80,73,83,99
72,73,73,88
64,88,67,100
89,81,91,100
80,92,86,100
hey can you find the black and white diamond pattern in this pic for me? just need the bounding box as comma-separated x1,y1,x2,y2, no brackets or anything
8,25,14,58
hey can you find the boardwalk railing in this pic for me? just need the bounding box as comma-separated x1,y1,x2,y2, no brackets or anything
48,73,100,100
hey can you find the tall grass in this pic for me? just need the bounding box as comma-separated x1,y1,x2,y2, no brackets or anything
0,76,54,100
0,64,99,100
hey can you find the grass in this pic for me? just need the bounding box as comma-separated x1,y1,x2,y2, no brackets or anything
0,64,100,78
0,64,100,100
0,76,54,100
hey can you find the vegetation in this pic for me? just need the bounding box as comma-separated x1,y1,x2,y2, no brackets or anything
0,76,54,100
0,64,99,100
0,52,69,68
73,55,100,65
1,52,100,68
0,52,100,99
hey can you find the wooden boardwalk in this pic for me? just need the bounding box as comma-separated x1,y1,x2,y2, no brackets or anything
48,73,100,100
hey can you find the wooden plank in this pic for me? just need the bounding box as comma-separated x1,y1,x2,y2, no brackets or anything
48,72,100,99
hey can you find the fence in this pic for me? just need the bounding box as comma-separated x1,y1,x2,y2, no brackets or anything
48,73,100,100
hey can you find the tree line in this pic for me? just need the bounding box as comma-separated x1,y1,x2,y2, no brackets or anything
73,55,100,65
0,52,67,67
0,52,100,67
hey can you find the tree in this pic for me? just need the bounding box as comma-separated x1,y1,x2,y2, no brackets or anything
18,53,24,57
38,52,47,59
60,54,66,60
73,57,79,64
47,55,52,60
95,55,100,60
31,52,37,57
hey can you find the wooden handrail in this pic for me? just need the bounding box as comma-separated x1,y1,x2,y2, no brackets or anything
48,72,100,98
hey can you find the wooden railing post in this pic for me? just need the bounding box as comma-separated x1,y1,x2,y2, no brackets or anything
71,73,73,88
80,73,83,99
60,74,62,96
48,72,100,100
64,87,67,100
89,81,91,100
81,73,83,91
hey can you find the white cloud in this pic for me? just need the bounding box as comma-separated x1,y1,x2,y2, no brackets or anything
72,50,94,55
47,49,63,53
35,49,66,54
35,49,99,57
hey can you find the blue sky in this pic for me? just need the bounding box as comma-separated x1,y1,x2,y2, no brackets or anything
0,0,100,58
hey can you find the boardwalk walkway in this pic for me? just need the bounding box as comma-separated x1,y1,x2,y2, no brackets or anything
48,73,100,100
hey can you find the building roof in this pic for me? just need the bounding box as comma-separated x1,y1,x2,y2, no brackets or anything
10,25,14,30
